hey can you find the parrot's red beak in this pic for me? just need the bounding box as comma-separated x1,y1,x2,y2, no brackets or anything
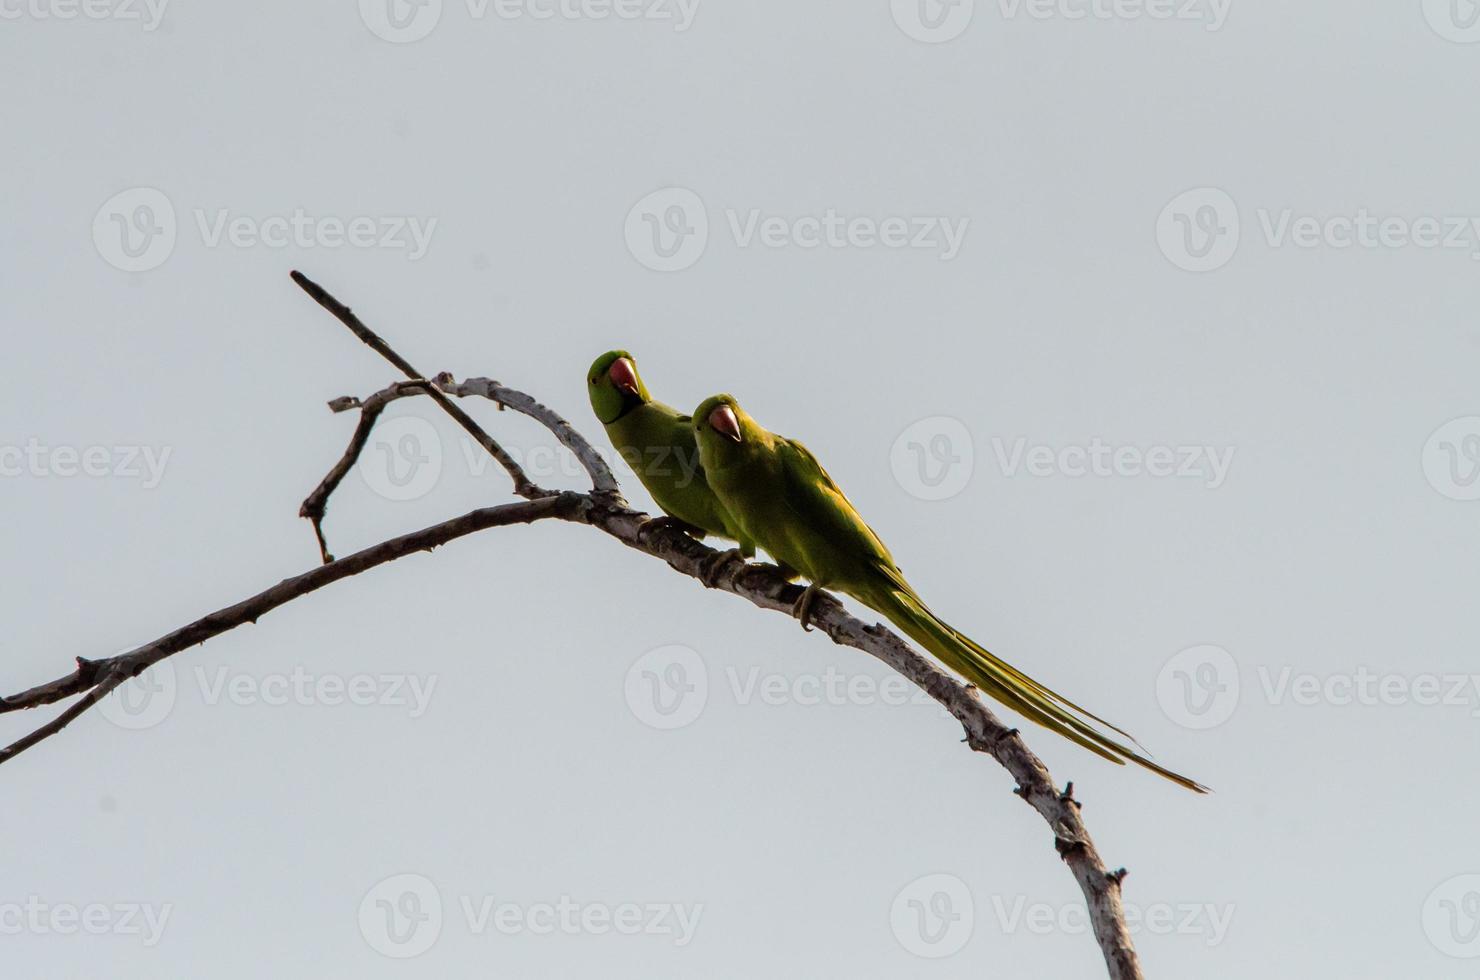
709,405,742,443
608,357,640,397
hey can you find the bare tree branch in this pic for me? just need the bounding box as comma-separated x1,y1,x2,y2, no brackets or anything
300,379,437,562
0,275,1152,980
577,497,1146,977
0,493,582,731
291,270,540,500
450,377,621,494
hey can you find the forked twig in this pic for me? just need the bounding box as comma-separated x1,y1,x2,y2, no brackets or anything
290,270,539,500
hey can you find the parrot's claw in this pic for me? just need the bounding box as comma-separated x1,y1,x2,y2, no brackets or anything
792,583,822,632
698,548,746,588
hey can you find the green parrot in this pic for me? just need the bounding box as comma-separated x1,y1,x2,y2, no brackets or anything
586,351,755,558
691,393,1208,793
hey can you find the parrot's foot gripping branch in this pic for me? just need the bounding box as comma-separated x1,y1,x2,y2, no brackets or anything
792,582,823,632
697,547,748,588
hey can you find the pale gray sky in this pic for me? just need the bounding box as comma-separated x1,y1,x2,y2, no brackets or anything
4,1,1480,977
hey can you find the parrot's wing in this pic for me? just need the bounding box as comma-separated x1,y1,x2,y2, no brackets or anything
775,437,896,568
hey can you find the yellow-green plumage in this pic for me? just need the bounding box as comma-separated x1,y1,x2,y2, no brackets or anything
587,351,753,554
691,393,1207,793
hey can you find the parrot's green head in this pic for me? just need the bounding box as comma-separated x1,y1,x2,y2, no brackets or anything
692,394,757,466
587,350,651,424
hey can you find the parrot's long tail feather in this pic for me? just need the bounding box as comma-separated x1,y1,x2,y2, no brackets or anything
855,576,1209,794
